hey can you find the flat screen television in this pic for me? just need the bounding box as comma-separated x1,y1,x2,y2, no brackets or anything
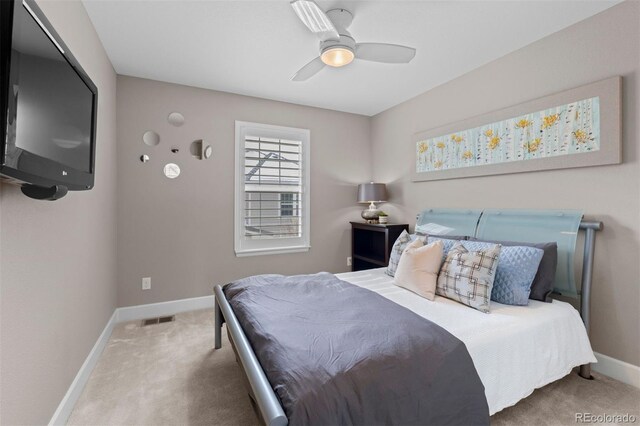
0,0,98,199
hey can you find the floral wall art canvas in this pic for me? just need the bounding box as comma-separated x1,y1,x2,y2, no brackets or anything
416,97,600,173
411,77,621,182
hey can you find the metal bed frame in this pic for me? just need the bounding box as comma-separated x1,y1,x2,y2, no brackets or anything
576,220,603,379
214,219,602,426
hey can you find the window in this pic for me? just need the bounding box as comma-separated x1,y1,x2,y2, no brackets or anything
280,193,297,216
235,121,310,256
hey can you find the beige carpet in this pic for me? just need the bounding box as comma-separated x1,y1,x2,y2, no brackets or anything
68,309,640,425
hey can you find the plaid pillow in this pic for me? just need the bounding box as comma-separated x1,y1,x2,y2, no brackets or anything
436,242,501,313
386,230,416,277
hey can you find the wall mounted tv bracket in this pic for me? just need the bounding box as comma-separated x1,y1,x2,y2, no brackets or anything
21,184,68,200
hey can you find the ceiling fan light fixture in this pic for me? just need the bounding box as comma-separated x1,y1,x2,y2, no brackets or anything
321,46,354,67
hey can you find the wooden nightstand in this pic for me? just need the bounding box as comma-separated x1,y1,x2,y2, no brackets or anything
350,222,409,271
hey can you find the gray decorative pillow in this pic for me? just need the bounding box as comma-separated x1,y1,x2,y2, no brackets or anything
386,230,417,277
425,234,470,240
436,242,501,313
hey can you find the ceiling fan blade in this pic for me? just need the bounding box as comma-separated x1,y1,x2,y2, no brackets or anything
292,57,325,81
290,0,340,41
355,43,416,63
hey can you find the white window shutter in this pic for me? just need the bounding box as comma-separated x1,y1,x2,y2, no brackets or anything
235,122,310,256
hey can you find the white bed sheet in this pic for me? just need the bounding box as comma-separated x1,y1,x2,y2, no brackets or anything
336,268,597,415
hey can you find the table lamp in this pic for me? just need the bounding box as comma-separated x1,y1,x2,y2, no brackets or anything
357,182,387,223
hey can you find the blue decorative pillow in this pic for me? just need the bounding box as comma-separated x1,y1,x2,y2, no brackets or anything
426,236,463,263
462,241,544,306
386,231,420,277
470,238,557,303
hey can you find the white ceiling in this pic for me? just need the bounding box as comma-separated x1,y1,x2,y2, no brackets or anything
82,0,620,116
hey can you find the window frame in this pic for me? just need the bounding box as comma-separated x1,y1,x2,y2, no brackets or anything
234,121,311,257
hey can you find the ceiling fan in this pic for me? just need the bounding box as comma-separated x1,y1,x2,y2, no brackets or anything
290,0,416,81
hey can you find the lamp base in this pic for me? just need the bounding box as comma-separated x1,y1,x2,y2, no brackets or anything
361,208,382,223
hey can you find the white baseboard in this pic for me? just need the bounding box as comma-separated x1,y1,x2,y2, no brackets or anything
116,295,215,322
48,310,118,426
49,294,215,425
593,351,640,389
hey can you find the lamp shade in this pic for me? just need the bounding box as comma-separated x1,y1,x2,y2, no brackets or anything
357,183,387,203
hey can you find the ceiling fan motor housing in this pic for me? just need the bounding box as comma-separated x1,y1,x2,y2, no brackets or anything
319,9,355,67
320,34,356,57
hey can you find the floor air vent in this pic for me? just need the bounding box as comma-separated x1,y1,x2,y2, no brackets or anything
141,315,175,326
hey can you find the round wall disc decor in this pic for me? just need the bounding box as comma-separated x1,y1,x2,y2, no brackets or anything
163,163,181,179
167,112,185,127
203,145,213,159
142,130,160,146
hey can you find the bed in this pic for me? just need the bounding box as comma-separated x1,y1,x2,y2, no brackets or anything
337,267,595,415
214,209,602,426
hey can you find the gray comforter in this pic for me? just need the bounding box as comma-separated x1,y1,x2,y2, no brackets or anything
224,272,489,426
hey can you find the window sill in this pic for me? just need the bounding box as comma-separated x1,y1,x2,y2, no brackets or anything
235,246,310,257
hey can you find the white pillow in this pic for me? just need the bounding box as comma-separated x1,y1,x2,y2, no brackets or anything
393,239,444,301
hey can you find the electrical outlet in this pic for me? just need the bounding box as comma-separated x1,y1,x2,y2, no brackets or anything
142,277,151,290
347,257,352,267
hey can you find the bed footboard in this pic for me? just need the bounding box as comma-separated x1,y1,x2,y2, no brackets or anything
213,285,287,426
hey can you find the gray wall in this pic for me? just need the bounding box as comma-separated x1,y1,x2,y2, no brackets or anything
0,0,117,424
371,1,639,367
116,76,370,307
